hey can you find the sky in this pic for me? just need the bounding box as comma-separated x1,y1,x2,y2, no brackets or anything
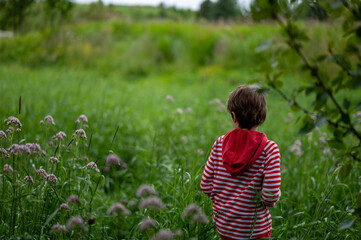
74,0,252,10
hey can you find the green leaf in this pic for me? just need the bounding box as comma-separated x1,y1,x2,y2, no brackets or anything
315,114,328,127
340,113,350,124
339,218,355,230
316,54,328,62
255,41,272,53
355,101,361,110
327,139,345,149
342,99,350,109
257,88,270,94
297,115,315,135
338,163,352,182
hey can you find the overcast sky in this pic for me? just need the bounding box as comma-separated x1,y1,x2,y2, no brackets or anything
74,0,252,10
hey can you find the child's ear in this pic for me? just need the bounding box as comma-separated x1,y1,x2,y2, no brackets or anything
232,112,238,123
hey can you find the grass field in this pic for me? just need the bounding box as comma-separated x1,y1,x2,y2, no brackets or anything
0,15,361,239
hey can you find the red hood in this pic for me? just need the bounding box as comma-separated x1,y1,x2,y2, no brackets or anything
222,129,268,177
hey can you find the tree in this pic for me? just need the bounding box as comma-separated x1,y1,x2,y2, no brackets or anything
213,0,240,20
197,0,215,20
44,0,73,30
0,0,34,34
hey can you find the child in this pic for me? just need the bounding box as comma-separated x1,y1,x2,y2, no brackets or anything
200,85,281,240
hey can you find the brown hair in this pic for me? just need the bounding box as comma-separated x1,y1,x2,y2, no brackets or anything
226,85,267,129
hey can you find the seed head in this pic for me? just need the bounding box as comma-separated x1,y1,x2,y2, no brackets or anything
53,131,67,141
75,114,88,124
150,229,173,240
24,175,34,184
67,195,82,204
44,115,55,125
35,169,47,177
0,130,6,139
49,156,59,164
6,127,13,134
107,203,131,216
66,216,88,232
59,203,70,211
0,148,10,159
136,184,158,197
3,164,13,173
83,162,100,172
139,218,157,232
72,129,87,140
165,95,175,102
45,173,58,183
182,204,209,224
106,154,120,165
290,140,303,156
139,196,165,210
40,120,44,124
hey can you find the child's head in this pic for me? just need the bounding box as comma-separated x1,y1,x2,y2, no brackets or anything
227,85,267,130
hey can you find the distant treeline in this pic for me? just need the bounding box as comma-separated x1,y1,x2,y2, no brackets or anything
0,0,329,34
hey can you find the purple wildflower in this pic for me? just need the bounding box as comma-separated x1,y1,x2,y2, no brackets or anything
182,204,209,224
49,156,59,164
139,218,157,232
40,120,44,124
45,174,58,183
174,230,184,237
0,148,10,159
209,98,221,105
150,229,174,240
107,203,131,216
50,224,64,234
3,164,13,173
106,154,120,165
58,203,70,212
122,162,128,169
4,116,22,128
42,150,47,157
83,162,100,172
180,136,188,143
16,128,21,132
136,184,158,197
290,140,302,156
67,195,82,204
53,131,67,141
75,114,88,124
176,108,183,114
24,176,34,184
66,216,88,232
217,104,226,112
185,107,193,113
35,169,47,177
0,130,6,139
6,127,13,134
72,129,87,140
44,115,55,125
165,95,175,102
103,166,110,173
139,196,166,210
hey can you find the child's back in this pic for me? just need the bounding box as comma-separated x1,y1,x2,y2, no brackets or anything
200,85,281,240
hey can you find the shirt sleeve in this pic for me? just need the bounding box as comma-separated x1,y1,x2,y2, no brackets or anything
200,138,218,197
261,141,281,207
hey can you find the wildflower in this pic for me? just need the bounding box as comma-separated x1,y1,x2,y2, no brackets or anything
103,166,110,172
139,196,165,210
136,184,158,197
45,174,58,183
16,128,21,132
182,204,209,224
150,229,173,240
209,98,221,105
44,115,55,125
289,140,302,156
84,124,88,129
139,218,157,232
0,148,10,159
165,95,175,102
58,203,70,212
174,230,184,237
122,162,128,169
106,154,120,165
83,162,100,173
6,127,13,134
35,169,47,177
196,149,204,156
26,143,42,154
185,107,193,113
217,104,226,112
180,136,188,143
42,150,47,157
4,116,22,128
288,113,294,118
67,195,82,204
0,130,6,139
128,199,137,208
84,156,89,162
53,131,67,141
176,108,183,114
66,216,88,232
3,164,13,173
24,176,34,184
72,129,87,140
75,114,88,124
49,156,59,164
50,224,64,234
40,120,44,124
107,203,131,216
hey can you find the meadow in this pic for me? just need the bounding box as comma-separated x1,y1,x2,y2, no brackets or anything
0,9,361,239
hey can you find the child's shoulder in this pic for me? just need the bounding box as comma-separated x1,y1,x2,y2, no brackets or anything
264,139,280,155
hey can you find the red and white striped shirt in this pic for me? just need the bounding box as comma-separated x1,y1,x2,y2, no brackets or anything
200,135,281,240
